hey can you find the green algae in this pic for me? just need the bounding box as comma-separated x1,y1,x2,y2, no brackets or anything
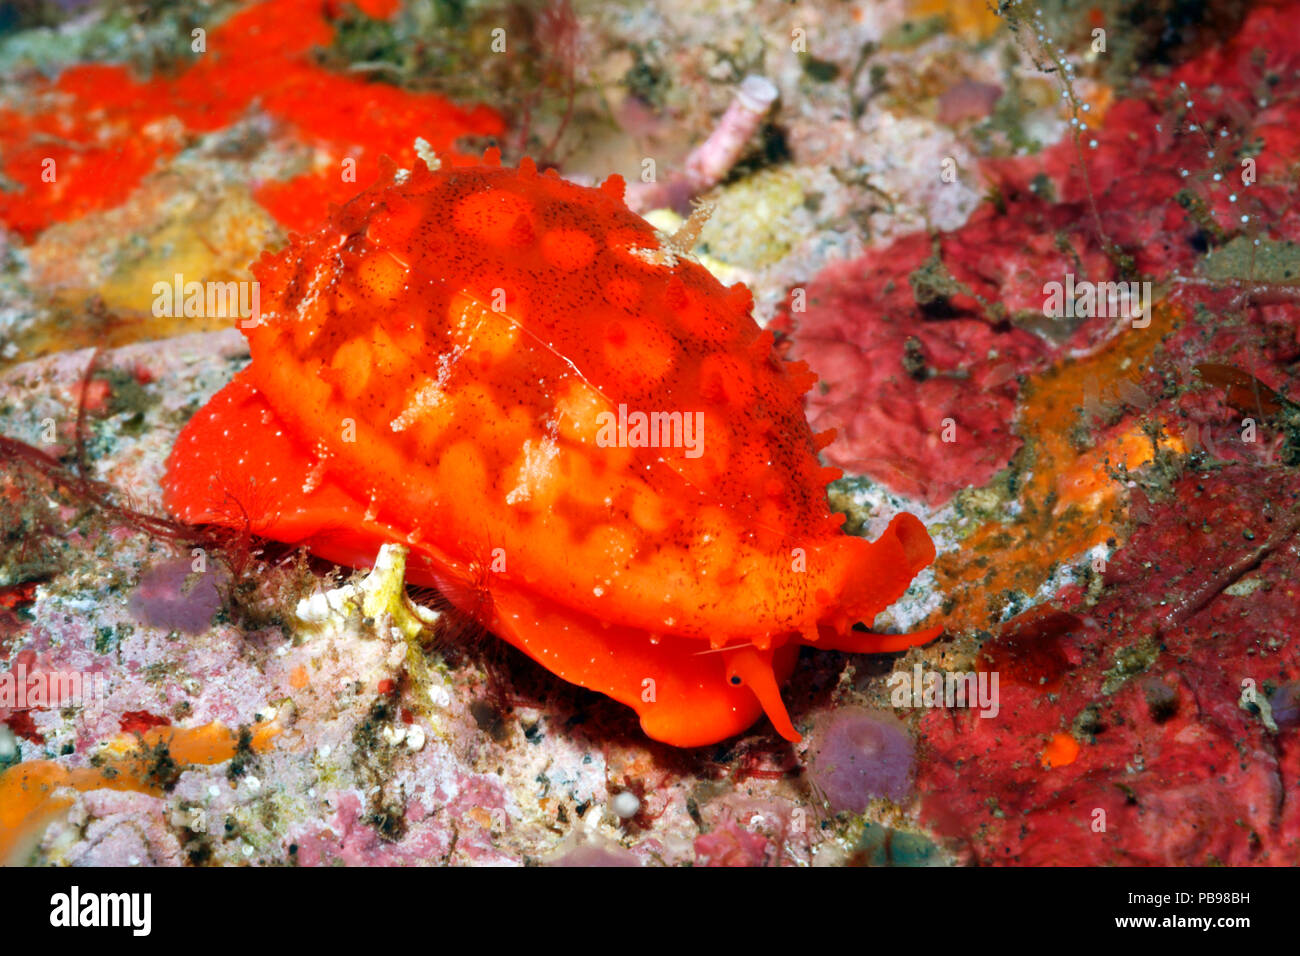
1202,237,1300,285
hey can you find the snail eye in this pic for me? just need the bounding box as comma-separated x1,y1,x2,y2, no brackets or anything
730,675,742,686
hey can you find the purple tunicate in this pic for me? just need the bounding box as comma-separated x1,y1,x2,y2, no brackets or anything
127,558,224,634
1270,683,1300,730
805,707,915,812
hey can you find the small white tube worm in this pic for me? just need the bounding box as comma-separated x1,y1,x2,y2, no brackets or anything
628,75,779,213
683,75,779,192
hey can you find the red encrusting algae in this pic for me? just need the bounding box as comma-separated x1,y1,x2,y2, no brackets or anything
769,0,1300,863
0,0,502,240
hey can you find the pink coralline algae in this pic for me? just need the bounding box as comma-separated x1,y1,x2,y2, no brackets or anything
290,793,452,867
693,820,773,867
